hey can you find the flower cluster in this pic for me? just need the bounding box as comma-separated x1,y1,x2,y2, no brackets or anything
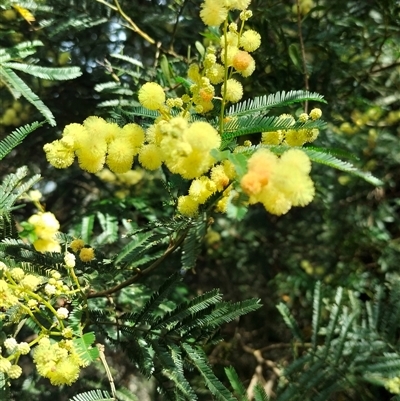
44,116,146,174
42,0,322,220
0,258,92,385
177,160,235,216
188,1,261,111
261,109,322,147
240,148,315,215
33,337,87,386
27,211,61,253
69,239,95,262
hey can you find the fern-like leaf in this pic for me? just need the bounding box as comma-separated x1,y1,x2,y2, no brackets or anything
311,281,322,354
1,62,81,80
225,366,249,401
69,389,113,401
0,121,45,161
222,115,326,142
181,214,207,271
304,147,383,185
276,302,303,342
0,166,41,211
0,40,43,63
0,66,56,126
183,343,236,401
226,90,326,117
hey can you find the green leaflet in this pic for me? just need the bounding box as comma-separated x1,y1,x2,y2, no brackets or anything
226,90,326,117
0,66,56,126
303,147,383,186
1,62,81,80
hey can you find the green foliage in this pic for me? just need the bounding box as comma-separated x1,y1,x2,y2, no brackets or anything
0,40,81,126
277,280,400,400
87,273,261,400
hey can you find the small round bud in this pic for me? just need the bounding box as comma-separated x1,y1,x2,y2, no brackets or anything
56,307,69,320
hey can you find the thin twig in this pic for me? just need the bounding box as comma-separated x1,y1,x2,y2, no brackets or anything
97,344,117,400
296,0,309,112
87,229,189,299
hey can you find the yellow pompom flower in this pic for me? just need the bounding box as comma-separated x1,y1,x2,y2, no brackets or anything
210,165,230,191
106,138,135,173
232,50,254,72
138,82,165,110
8,365,22,379
138,144,163,170
220,32,239,48
200,0,228,26
225,0,251,10
206,63,225,84
221,46,239,66
273,167,315,207
70,239,85,253
284,129,307,146
309,108,322,120
43,140,75,169
241,59,256,77
262,130,284,145
79,247,95,262
20,274,41,291
239,30,261,52
189,177,216,204
29,212,60,239
177,195,199,217
298,112,309,123
257,185,292,216
74,127,107,173
0,358,11,374
33,238,61,253
222,79,243,103
82,116,112,143
185,121,221,152
10,267,25,281
121,123,145,149
62,123,88,150
280,148,312,175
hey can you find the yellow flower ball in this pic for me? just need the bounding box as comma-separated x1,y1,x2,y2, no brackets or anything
239,30,262,52
106,138,135,173
280,148,312,175
138,144,163,170
309,108,322,120
200,0,228,26
257,185,292,216
232,50,254,72
121,123,145,149
79,247,95,262
222,78,243,103
43,140,75,169
70,239,85,253
226,0,251,10
33,239,61,253
76,148,106,173
82,116,111,143
177,195,199,217
206,63,225,84
138,82,165,110
189,176,216,204
261,130,284,145
184,121,221,152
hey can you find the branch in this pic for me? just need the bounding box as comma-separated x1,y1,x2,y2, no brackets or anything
296,0,309,112
87,229,189,299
